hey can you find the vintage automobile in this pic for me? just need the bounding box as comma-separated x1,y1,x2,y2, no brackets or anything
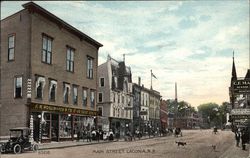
0,127,38,154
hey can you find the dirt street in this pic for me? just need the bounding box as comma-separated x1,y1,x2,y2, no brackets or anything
1,129,249,158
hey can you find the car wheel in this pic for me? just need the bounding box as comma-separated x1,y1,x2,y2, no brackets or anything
13,144,22,154
32,144,39,152
0,145,4,153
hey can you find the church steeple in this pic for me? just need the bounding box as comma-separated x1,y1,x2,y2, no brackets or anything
231,51,237,84
230,51,237,109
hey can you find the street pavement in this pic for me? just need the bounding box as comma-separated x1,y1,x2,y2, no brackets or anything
0,129,249,158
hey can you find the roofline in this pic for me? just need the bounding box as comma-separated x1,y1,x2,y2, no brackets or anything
1,9,25,22
22,2,103,48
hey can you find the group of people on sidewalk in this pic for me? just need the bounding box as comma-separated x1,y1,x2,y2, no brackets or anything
75,127,176,143
234,128,249,150
76,127,118,142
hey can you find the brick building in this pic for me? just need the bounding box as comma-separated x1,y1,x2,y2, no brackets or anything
160,100,168,130
0,2,102,142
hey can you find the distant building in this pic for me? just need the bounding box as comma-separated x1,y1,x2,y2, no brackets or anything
0,2,102,142
168,112,174,129
160,100,168,130
97,55,133,137
133,78,150,134
149,90,161,132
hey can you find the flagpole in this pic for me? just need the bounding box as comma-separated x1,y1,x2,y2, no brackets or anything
151,70,152,90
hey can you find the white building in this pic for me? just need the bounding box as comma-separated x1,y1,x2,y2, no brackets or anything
97,55,133,137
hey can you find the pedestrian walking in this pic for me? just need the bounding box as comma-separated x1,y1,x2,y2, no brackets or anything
76,128,81,142
235,131,240,147
147,125,151,138
115,130,120,141
91,129,96,141
241,130,247,150
96,129,100,142
99,129,104,140
109,130,114,141
213,126,218,134
87,130,92,142
82,128,87,142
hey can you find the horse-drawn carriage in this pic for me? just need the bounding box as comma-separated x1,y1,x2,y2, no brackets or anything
174,128,182,137
213,127,218,134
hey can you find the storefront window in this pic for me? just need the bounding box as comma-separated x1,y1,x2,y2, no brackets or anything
73,116,87,138
41,113,50,139
59,114,72,138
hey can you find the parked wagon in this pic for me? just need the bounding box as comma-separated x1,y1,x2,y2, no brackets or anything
174,128,182,137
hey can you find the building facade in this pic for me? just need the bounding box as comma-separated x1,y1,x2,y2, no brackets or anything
0,2,102,142
97,55,133,137
229,55,250,132
149,90,161,132
132,79,150,134
160,100,168,130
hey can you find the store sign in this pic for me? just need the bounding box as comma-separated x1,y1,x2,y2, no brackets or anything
30,103,97,116
234,120,249,126
231,115,250,119
233,80,250,94
231,109,250,115
231,109,250,119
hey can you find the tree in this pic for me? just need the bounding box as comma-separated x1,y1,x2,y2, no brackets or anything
198,103,220,128
219,102,230,125
166,99,176,113
166,99,196,116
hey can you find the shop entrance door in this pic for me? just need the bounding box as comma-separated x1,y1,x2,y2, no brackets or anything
33,114,40,142
51,114,59,141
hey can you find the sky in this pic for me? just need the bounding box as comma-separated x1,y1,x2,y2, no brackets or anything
1,1,249,107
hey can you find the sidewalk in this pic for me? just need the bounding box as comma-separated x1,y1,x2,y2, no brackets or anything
219,144,249,158
39,139,113,150
39,135,164,150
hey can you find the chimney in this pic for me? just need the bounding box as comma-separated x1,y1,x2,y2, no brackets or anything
138,77,141,86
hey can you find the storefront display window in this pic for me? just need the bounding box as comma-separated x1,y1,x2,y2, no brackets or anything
73,116,87,138
59,114,72,138
41,113,50,139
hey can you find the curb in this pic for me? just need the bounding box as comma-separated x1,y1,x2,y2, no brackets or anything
38,135,168,150
39,140,117,150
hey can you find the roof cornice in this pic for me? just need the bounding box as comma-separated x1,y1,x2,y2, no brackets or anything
22,2,103,49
